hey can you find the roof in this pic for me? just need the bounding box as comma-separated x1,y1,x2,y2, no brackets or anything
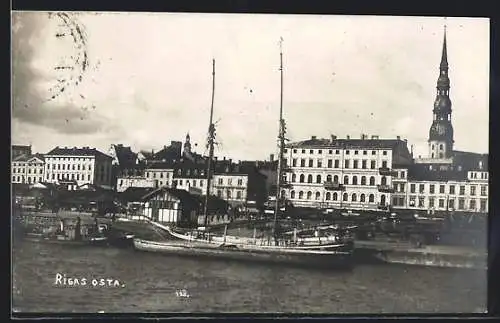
119,187,157,202
46,146,112,159
151,142,182,162
146,162,176,170
453,150,488,171
12,153,45,163
112,144,138,167
142,187,200,206
12,145,31,151
286,137,405,150
407,164,469,182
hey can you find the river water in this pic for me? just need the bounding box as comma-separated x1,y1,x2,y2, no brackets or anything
12,240,487,314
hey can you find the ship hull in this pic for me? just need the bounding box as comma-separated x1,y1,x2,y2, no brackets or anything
133,238,353,269
23,233,109,247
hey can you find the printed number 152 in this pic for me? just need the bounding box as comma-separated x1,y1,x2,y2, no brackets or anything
176,289,190,298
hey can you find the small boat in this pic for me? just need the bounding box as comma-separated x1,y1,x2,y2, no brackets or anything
23,232,109,246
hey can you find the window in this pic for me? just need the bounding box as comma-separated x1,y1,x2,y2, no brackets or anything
381,176,387,186
238,179,243,186
429,197,435,208
480,185,487,196
362,160,367,169
418,197,425,208
343,193,348,201
228,178,233,185
429,185,435,194
458,198,465,210
372,151,376,155
316,175,322,184
368,194,375,203
307,175,313,183
218,178,223,185
369,176,375,186
326,175,332,182
360,194,366,202
382,160,388,168
383,150,388,156
480,199,487,212
449,185,455,195
409,196,416,207
333,175,339,183
459,186,465,195
326,192,331,200
470,200,476,210
318,150,322,154
217,190,222,197
328,150,333,154
448,199,455,210
292,174,297,182
302,150,306,154
236,191,242,199
354,150,358,155
343,175,349,185
315,192,321,200
334,160,339,168
293,149,297,153
317,159,322,168
344,160,349,168
300,174,305,183
370,161,376,169
361,176,366,185
363,150,367,155
300,159,306,167
401,171,405,179
333,192,338,201
335,150,340,154
327,159,332,168
439,185,445,194
227,190,232,199
308,159,313,167
307,191,312,199
292,159,297,167
352,193,357,202
299,191,304,199
470,186,476,196
200,180,204,187
291,191,295,199
438,199,444,208
352,176,358,185
309,150,314,154
179,180,183,186
346,150,350,155
353,160,359,169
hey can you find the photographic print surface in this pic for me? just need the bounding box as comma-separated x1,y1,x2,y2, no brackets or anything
12,12,489,314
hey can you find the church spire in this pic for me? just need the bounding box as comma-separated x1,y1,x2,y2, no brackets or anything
440,24,448,69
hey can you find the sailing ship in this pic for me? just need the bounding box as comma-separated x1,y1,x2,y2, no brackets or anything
134,41,355,268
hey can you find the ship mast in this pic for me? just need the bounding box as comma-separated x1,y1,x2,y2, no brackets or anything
273,38,286,245
203,59,216,229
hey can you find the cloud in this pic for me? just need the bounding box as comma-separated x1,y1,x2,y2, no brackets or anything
11,12,119,136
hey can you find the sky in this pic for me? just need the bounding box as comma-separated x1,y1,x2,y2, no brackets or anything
11,12,489,161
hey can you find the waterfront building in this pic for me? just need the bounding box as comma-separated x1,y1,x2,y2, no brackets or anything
11,154,45,185
283,134,413,211
43,146,113,189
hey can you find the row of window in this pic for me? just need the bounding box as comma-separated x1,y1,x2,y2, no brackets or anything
45,157,94,162
285,190,382,203
47,164,96,171
399,195,488,212
290,174,389,186
216,190,244,199
12,176,43,183
409,183,487,196
217,178,244,186
12,168,43,174
288,158,389,170
47,173,93,181
12,162,44,166
469,172,488,180
286,148,389,156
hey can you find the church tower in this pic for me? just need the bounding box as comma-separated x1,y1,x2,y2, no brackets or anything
428,25,454,159
183,132,192,155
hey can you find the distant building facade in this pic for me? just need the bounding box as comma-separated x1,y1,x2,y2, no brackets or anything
282,135,413,211
116,176,157,192
43,146,113,188
12,145,32,160
11,154,45,185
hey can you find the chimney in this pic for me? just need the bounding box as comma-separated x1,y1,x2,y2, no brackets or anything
229,159,232,165
223,156,226,161
396,136,401,140
479,160,483,170
346,135,350,140
330,134,337,142
404,139,408,145
311,136,317,140
371,135,379,140
270,154,275,162
410,145,414,156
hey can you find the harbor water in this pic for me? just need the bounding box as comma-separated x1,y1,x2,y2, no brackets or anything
12,239,486,314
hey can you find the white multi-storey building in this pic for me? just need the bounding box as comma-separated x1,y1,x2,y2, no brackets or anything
282,135,413,211
11,154,45,184
44,146,113,188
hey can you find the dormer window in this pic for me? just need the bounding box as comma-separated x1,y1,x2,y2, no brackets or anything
186,169,191,176
177,169,182,175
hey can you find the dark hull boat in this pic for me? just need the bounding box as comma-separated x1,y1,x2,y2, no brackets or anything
23,233,109,247
106,231,135,248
